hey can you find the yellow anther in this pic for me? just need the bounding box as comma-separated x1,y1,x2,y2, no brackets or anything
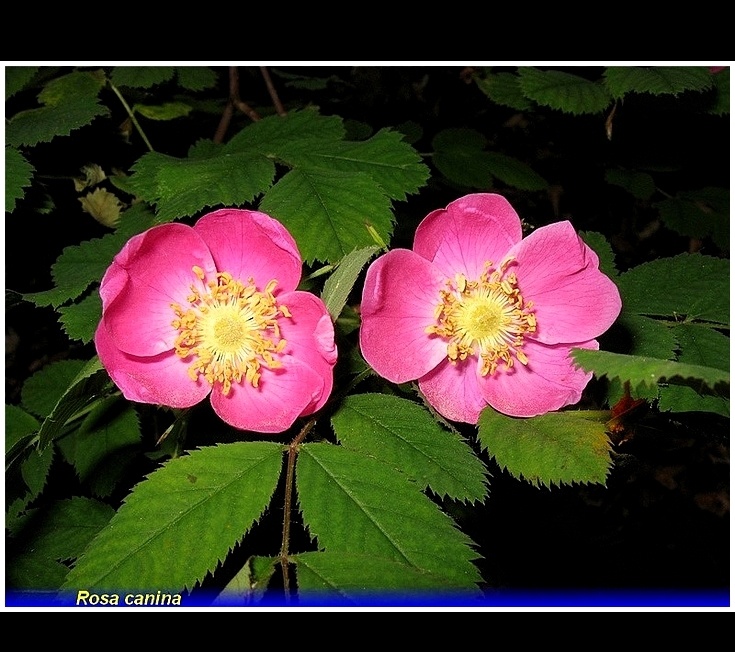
171,270,291,394
429,260,536,376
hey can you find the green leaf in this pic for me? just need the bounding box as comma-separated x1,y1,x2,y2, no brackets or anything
572,349,729,394
709,67,729,115
260,168,395,264
518,67,612,115
212,555,277,606
110,66,176,88
617,253,729,325
20,445,54,499
5,66,39,100
127,150,276,223
5,404,40,454
657,384,729,417
604,66,713,99
22,359,88,419
473,70,533,111
294,551,482,603
655,187,729,248
134,101,192,120
58,292,101,344
25,357,112,450
6,553,68,590
56,395,142,498
484,151,548,191
671,323,729,371
615,314,678,358
578,231,619,280
5,145,35,213
224,108,346,156
281,128,430,202
175,66,219,91
6,70,109,147
331,394,488,503
605,168,656,200
62,442,284,591
9,497,115,562
477,409,612,488
432,128,546,191
296,443,482,589
321,246,379,321
432,128,495,188
24,229,137,309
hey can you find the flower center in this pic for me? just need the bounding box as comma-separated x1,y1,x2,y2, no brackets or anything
171,266,291,395
426,258,536,376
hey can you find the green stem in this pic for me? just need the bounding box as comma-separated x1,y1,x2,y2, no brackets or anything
109,82,155,152
280,417,316,600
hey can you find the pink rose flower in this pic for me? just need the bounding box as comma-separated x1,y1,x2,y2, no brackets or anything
359,193,622,423
95,208,337,433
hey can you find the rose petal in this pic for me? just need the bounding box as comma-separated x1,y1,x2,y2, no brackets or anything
418,359,488,424
413,193,523,280
194,209,302,294
95,320,210,408
102,223,215,357
508,221,622,344
276,290,337,414
479,339,598,417
210,355,324,433
360,249,449,383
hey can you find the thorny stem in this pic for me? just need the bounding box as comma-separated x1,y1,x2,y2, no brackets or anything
260,67,286,116
109,82,155,152
280,417,317,600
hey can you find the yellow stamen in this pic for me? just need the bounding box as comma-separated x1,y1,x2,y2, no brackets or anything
426,259,536,376
172,266,291,394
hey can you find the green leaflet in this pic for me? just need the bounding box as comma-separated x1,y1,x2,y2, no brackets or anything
572,349,729,395
23,206,157,309
518,67,612,115
58,292,101,344
604,66,713,99
605,168,656,200
294,551,483,604
5,146,35,213
21,357,110,450
321,245,379,322
56,395,142,498
276,128,429,202
127,150,276,223
260,168,395,265
331,393,488,503
296,443,482,590
578,231,619,281
478,408,612,488
5,404,40,455
654,188,729,249
5,70,109,147
9,497,115,563
473,70,533,111
617,253,728,325
110,66,176,89
62,442,284,592
431,128,547,191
